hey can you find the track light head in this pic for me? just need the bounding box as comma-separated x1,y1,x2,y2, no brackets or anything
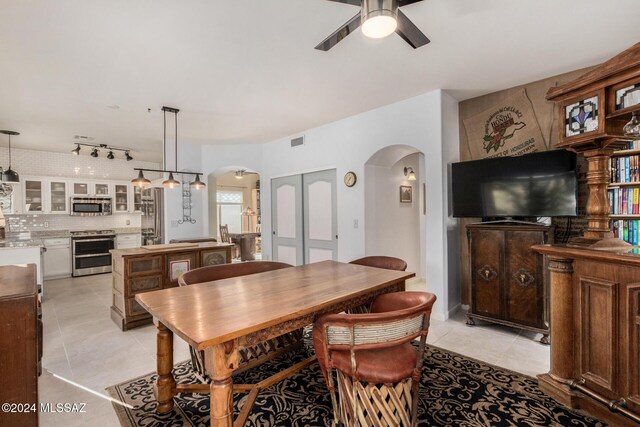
71,144,81,155
91,148,99,158
107,150,114,160
125,151,133,161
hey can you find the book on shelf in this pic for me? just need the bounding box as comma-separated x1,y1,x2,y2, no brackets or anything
612,219,640,245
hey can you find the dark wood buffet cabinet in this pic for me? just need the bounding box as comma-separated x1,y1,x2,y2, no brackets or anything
466,222,552,343
0,264,41,427
110,242,233,330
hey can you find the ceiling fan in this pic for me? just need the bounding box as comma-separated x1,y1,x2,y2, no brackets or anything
315,0,430,51
235,169,259,179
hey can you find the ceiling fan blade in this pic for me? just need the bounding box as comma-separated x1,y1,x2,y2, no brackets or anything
315,12,362,51
398,0,425,5
323,0,361,5
395,9,430,49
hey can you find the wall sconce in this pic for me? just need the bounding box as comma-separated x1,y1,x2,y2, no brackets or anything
403,166,416,181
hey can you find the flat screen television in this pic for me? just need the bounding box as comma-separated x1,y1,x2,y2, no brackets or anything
452,150,578,218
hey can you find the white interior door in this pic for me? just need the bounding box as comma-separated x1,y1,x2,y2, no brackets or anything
303,169,338,263
271,175,304,265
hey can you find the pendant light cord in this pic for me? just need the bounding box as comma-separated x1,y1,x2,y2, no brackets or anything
175,111,178,171
7,134,11,168
163,109,167,170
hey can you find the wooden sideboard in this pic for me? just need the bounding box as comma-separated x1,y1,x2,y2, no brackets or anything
533,244,640,426
0,264,40,427
110,242,233,330
466,222,553,343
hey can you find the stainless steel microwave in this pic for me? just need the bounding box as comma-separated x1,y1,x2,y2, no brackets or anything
70,196,112,216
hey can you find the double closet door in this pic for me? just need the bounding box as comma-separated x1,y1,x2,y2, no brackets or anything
271,169,337,266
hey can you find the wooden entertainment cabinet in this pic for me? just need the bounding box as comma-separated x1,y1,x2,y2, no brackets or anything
466,221,552,343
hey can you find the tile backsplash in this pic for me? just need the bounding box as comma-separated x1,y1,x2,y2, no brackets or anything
7,213,141,233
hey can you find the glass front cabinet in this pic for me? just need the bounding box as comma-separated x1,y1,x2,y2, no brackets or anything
114,184,129,213
94,183,110,196
23,179,44,213
49,180,68,213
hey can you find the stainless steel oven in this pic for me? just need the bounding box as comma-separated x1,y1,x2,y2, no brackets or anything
71,230,115,276
70,196,112,216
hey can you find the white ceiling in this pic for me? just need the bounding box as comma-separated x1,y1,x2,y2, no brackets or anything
0,0,638,161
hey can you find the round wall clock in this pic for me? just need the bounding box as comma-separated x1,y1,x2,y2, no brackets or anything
344,171,357,187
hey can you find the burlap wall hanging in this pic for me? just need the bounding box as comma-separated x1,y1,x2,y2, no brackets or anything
463,89,547,160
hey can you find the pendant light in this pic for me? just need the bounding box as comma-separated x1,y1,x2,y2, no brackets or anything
131,106,204,189
190,173,205,189
162,107,181,189
131,170,151,187
0,130,20,183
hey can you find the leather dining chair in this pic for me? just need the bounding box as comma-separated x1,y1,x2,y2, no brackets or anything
313,291,437,427
348,256,408,313
178,261,296,381
349,255,408,272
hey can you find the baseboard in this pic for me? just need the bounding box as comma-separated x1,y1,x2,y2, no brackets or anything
447,303,461,318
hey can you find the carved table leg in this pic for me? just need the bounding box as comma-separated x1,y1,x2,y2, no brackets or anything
155,321,176,414
205,341,239,427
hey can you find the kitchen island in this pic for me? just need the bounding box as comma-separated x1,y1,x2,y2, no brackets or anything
110,242,234,330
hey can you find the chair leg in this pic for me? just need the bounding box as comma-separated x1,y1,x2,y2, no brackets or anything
327,369,341,427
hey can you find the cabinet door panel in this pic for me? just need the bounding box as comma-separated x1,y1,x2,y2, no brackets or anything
626,285,640,413
505,231,545,328
470,230,503,318
580,277,618,398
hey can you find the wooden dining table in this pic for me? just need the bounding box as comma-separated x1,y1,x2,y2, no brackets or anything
135,260,415,427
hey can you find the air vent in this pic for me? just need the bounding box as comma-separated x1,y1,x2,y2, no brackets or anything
74,135,95,141
291,136,304,147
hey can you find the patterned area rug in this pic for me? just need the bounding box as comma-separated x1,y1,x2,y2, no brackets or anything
107,346,606,426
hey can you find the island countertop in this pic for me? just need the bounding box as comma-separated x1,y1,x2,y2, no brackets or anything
110,241,233,256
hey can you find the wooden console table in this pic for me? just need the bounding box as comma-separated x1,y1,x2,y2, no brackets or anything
136,260,414,427
533,244,640,426
110,242,233,331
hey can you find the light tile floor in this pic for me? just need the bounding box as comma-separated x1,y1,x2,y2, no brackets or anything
38,275,549,426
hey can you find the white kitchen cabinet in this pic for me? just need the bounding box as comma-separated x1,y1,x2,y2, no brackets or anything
48,180,68,213
72,182,90,195
116,233,141,249
23,178,44,213
94,183,110,196
114,184,129,213
43,238,71,279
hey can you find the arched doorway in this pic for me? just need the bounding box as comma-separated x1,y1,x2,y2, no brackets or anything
364,145,426,281
208,167,261,245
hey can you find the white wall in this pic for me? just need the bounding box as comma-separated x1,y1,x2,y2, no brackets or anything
162,142,206,242
442,91,461,314
365,153,422,276
198,89,459,320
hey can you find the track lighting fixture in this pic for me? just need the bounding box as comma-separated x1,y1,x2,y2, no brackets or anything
71,142,133,160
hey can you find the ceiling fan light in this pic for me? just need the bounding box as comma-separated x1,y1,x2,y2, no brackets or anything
235,170,244,179
362,14,397,39
131,170,151,188
162,172,180,189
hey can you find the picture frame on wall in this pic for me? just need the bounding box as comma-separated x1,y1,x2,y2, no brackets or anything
170,259,191,281
400,185,412,203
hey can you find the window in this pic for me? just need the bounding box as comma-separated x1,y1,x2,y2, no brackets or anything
217,190,243,233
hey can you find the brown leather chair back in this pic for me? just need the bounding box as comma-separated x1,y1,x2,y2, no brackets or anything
178,261,293,286
349,256,408,272
169,237,217,243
